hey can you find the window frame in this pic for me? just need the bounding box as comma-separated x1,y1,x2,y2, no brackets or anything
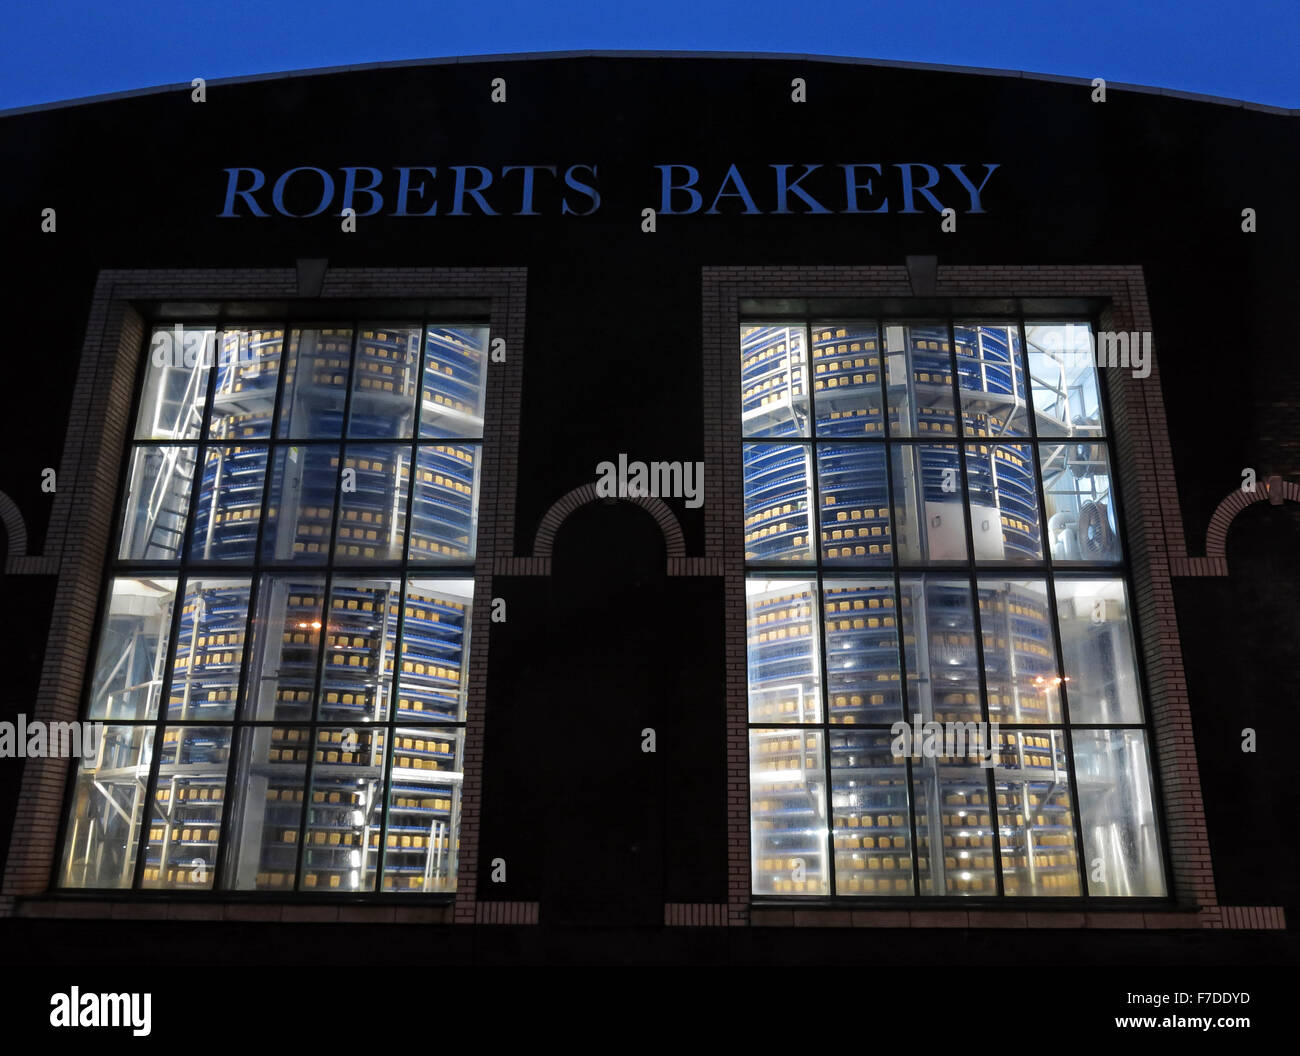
737,305,1177,907
49,301,499,903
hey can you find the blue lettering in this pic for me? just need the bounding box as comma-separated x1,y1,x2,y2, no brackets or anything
219,167,268,218
340,167,384,217
840,163,887,214
772,164,830,214
895,163,945,213
505,165,558,216
656,164,703,215
450,165,498,216
945,163,1000,213
706,164,760,214
271,167,335,218
393,167,438,216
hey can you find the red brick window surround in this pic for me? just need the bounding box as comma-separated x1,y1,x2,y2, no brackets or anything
1,268,525,927
703,265,1221,930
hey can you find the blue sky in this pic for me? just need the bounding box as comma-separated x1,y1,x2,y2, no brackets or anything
1,0,1295,111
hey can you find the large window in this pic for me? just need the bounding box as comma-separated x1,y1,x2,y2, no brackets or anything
742,319,1166,899
60,320,489,894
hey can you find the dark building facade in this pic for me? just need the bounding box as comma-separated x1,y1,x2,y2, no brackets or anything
0,52,1296,967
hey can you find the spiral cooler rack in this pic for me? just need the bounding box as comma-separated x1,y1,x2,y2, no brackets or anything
745,322,1079,896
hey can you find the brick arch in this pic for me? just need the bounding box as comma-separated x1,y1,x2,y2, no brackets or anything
1206,476,1300,560
532,483,686,559
0,490,29,560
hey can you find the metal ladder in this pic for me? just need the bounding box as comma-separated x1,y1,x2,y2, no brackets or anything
136,359,207,557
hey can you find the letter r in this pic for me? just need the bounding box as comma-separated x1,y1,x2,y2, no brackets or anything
220,168,268,217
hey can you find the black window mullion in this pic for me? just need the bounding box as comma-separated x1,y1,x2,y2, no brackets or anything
291,323,361,891
1020,311,1090,899
943,319,1006,898
877,318,922,897
212,326,290,891
801,326,835,898
373,321,430,892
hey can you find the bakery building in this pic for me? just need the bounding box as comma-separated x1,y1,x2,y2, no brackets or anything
0,52,1294,962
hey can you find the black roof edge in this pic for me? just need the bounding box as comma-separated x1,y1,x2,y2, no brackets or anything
0,49,1294,119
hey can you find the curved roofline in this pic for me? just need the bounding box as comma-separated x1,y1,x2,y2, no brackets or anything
0,49,1293,119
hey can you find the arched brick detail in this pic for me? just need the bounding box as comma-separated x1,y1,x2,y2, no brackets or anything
1205,478,1300,560
0,490,29,558
532,483,687,559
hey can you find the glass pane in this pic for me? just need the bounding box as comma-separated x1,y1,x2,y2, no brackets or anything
817,443,891,566
750,728,828,895
189,445,269,562
746,578,821,723
222,725,307,890
912,755,997,895
383,727,463,892
117,445,197,561
884,323,955,439
142,726,231,890
398,579,474,723
1039,441,1122,563
1054,578,1144,723
823,579,902,725
889,443,969,563
243,577,326,722
977,578,1061,724
1026,323,1104,437
349,326,421,439
740,324,810,438
334,445,410,563
743,442,814,563
831,730,912,895
955,323,1029,437
409,444,480,562
320,578,401,722
302,726,387,892
421,326,489,438
1073,729,1166,896
167,577,251,721
261,445,338,563
88,577,177,721
810,323,884,437
995,731,1081,895
964,442,1043,561
208,328,284,440
136,326,215,440
59,725,155,889
900,577,981,725
277,327,352,439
